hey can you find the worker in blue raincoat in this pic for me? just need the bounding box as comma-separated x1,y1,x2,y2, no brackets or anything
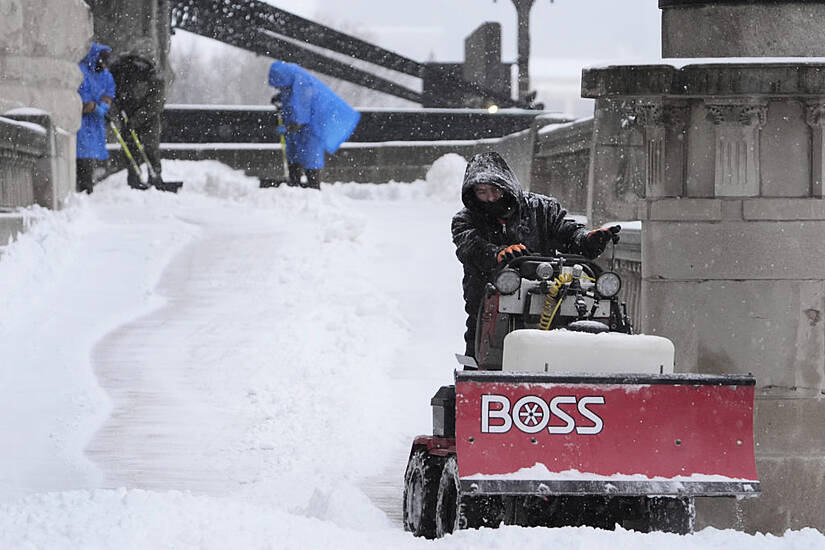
268,61,360,189
76,42,115,194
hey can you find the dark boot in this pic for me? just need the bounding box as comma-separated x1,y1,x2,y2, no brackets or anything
305,169,321,190
127,167,149,190
76,158,95,194
287,163,303,187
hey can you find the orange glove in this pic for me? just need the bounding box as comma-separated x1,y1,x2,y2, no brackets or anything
497,244,529,263
582,225,621,258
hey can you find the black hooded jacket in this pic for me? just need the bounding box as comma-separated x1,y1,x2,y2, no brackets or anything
109,54,164,130
451,152,588,309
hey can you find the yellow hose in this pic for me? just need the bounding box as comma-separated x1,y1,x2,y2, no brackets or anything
538,272,573,330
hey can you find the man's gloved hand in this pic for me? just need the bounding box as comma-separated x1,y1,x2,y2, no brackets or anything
497,243,529,263
94,101,110,118
582,225,621,258
276,123,304,135
82,101,97,115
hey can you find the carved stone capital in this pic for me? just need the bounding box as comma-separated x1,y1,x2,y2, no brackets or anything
628,102,689,129
805,101,825,127
633,103,664,127
663,104,690,128
705,101,767,127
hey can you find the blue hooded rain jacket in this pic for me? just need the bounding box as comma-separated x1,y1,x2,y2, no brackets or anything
77,42,116,160
268,61,360,170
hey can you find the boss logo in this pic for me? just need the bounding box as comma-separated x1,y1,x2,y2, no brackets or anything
481,394,605,435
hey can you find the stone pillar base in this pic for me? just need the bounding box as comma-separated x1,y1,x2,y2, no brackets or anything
696,396,825,534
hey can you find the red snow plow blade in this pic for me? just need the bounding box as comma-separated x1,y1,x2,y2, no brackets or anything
455,371,760,498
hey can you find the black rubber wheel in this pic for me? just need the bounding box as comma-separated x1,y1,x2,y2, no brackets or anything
435,455,504,537
643,496,694,534
403,449,444,538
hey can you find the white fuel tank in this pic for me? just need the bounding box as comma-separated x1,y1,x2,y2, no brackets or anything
502,329,675,374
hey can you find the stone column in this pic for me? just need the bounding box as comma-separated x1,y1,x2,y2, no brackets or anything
632,100,689,198
661,0,825,58
0,0,92,209
463,23,510,108
582,62,825,534
705,100,767,197
586,98,645,226
510,0,536,103
805,101,825,197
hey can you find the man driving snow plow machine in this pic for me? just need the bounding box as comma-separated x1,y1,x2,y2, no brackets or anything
401,152,760,538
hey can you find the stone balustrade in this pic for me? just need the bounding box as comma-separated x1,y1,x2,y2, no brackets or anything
0,115,46,245
0,116,44,208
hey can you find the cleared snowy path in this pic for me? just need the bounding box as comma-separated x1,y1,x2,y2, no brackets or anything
80,162,463,519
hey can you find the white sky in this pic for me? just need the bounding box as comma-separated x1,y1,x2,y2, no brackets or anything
268,0,662,63
172,0,662,114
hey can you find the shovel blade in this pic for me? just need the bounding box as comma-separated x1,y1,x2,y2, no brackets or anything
153,180,183,193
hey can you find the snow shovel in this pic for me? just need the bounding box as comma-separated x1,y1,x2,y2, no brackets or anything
120,111,183,193
260,95,290,188
109,119,150,190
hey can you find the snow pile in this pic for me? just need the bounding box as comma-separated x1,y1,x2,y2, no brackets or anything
421,152,468,201
329,152,466,204
0,203,92,328
1,488,823,550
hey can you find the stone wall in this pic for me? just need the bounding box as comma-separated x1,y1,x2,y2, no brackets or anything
583,60,825,535
0,0,91,133
530,118,594,217
661,0,825,58
0,0,92,214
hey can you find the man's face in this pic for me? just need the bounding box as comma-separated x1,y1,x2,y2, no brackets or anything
474,183,503,203
95,51,109,72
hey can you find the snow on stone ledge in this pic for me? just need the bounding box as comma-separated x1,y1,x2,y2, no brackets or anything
585,56,825,70
0,116,46,135
4,107,51,117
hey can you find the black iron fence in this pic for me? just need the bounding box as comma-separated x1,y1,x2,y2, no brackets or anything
160,105,553,144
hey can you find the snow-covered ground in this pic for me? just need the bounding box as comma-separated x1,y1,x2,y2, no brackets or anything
0,157,822,548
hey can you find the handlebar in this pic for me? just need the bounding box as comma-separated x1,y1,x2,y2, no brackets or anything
501,253,604,279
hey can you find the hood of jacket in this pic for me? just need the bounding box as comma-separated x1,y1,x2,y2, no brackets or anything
80,42,111,73
460,151,524,217
268,61,299,88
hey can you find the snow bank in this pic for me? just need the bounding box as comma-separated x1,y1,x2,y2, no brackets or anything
328,152,466,204
1,488,822,549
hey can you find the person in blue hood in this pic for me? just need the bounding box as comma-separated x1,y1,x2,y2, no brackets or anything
268,61,360,189
76,42,116,194
452,152,621,358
